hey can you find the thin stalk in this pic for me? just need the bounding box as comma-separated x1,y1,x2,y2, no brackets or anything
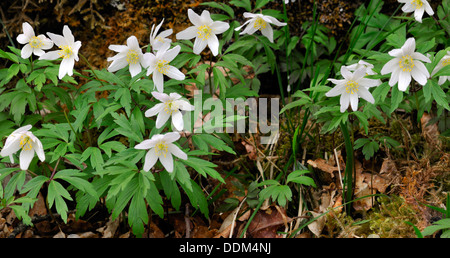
340,121,354,213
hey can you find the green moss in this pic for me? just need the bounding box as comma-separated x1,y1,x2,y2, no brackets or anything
367,195,420,238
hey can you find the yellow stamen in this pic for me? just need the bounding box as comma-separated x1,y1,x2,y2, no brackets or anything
156,60,169,74
411,0,423,9
197,25,212,41
154,141,168,157
345,80,359,95
58,45,73,59
20,135,33,151
253,17,267,31
29,36,43,49
399,55,415,72
442,58,450,67
164,100,179,115
126,49,139,64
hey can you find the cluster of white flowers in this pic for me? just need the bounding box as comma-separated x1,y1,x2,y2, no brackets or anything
5,2,444,171
16,23,81,79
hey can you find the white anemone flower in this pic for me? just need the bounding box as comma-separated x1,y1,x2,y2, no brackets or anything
39,25,81,79
381,37,431,92
16,22,53,59
431,51,450,85
144,43,185,92
135,132,187,173
150,19,173,51
107,36,146,78
345,60,382,86
176,9,230,56
235,13,287,43
284,0,296,4
145,91,194,131
398,0,434,23
326,66,379,113
0,125,45,171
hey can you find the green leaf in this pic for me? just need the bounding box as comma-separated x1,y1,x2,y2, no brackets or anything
286,170,316,187
229,0,251,12
429,80,450,111
47,180,72,222
53,169,97,198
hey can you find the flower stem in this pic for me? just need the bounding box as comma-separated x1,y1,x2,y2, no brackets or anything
340,120,354,213
79,53,105,86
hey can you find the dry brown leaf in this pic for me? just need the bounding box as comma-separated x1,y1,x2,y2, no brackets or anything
420,112,442,148
307,211,326,237
353,160,391,211
307,158,340,175
248,206,292,238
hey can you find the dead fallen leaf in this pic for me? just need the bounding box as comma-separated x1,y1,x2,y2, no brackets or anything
420,112,442,148
248,206,292,238
307,211,326,237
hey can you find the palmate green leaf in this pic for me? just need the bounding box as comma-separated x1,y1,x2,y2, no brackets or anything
200,1,234,18
128,190,148,237
53,169,97,198
429,80,450,111
47,180,72,222
180,179,209,217
229,0,251,12
181,156,225,184
4,170,27,200
160,171,181,211
286,170,316,187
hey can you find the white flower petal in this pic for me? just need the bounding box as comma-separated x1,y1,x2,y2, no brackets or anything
168,143,187,160
398,70,412,91
163,132,181,143
145,103,164,117
358,87,375,104
34,138,45,162
349,94,359,111
172,111,184,131
62,25,75,44
153,71,164,92
107,58,128,73
381,58,399,75
412,52,431,63
207,34,220,56
402,38,416,54
325,83,346,97
129,63,142,77
166,66,185,81
340,94,350,113
211,21,230,34
260,25,274,43
188,9,203,27
164,45,181,62
19,149,35,170
389,68,400,86
22,22,35,38
411,66,428,85
59,57,75,79
127,36,140,50
159,152,174,172
176,26,198,40
135,139,157,150
21,44,33,59
193,37,208,55
143,150,158,172
39,50,60,61
0,136,22,158
47,32,66,47
156,111,171,128
152,91,170,102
